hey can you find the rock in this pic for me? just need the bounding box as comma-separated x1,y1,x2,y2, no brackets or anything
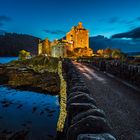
68,91,88,99
32,106,37,113
67,116,111,140
69,86,90,94
77,133,116,140
67,94,96,106
71,109,106,125
8,130,29,140
67,103,97,122
0,64,60,94
0,65,9,83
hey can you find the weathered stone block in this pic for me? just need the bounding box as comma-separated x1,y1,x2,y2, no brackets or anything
67,94,96,106
69,86,90,94
67,116,111,140
68,91,88,100
71,109,106,125
67,103,97,122
77,133,116,140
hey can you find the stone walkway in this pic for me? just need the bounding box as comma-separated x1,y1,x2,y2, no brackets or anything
74,62,140,140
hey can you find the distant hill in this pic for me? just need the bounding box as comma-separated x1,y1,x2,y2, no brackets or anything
0,32,140,57
89,35,140,53
89,27,140,53
0,33,39,56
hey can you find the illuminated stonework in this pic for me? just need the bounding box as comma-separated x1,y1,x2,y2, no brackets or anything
66,22,89,51
38,38,51,56
38,22,93,57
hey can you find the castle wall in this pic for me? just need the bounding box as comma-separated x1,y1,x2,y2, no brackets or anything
38,43,42,55
42,39,51,55
51,44,67,58
66,22,89,50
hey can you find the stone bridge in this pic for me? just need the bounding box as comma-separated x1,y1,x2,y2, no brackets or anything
56,60,116,140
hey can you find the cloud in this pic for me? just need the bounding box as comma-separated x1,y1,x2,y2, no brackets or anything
98,17,120,24
124,17,140,26
136,17,140,21
43,29,66,35
112,27,140,39
0,15,12,22
108,16,119,24
0,23,3,26
0,15,12,27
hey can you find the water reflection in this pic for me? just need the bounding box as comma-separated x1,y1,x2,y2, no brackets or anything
0,57,18,64
0,86,59,140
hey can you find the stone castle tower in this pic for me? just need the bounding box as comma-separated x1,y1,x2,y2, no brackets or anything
66,22,89,51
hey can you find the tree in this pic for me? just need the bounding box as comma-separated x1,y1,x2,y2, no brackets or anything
112,49,121,59
19,50,30,60
97,49,104,56
103,47,112,58
0,33,39,56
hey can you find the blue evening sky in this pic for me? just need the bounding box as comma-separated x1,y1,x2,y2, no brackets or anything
0,0,140,40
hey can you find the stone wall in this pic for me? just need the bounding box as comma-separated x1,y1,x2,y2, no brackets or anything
66,22,89,49
56,59,116,140
78,58,140,87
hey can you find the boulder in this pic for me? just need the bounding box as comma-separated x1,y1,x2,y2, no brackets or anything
71,109,106,125
77,133,116,140
67,94,96,106
67,103,97,122
69,86,90,94
67,116,111,140
68,91,88,99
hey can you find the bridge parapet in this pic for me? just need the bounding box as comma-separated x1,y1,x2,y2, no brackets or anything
56,59,116,140
77,58,140,87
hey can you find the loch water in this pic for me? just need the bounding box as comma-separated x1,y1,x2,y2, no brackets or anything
0,57,60,140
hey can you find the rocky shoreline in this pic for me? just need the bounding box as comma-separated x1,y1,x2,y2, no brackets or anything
0,62,60,95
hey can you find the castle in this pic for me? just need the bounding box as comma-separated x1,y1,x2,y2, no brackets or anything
38,22,93,57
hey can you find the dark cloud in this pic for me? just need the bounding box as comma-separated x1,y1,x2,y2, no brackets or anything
124,17,140,25
126,20,135,24
0,15,12,22
108,16,119,24
98,17,120,24
43,29,66,35
112,27,140,39
0,15,12,27
136,17,140,21
0,23,3,26
118,18,139,29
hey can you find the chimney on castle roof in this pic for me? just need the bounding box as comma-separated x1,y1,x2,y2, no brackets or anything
78,22,83,28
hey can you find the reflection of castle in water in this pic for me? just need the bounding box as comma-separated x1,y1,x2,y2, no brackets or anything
38,22,93,58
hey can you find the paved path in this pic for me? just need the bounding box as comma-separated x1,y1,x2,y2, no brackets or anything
74,62,140,140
